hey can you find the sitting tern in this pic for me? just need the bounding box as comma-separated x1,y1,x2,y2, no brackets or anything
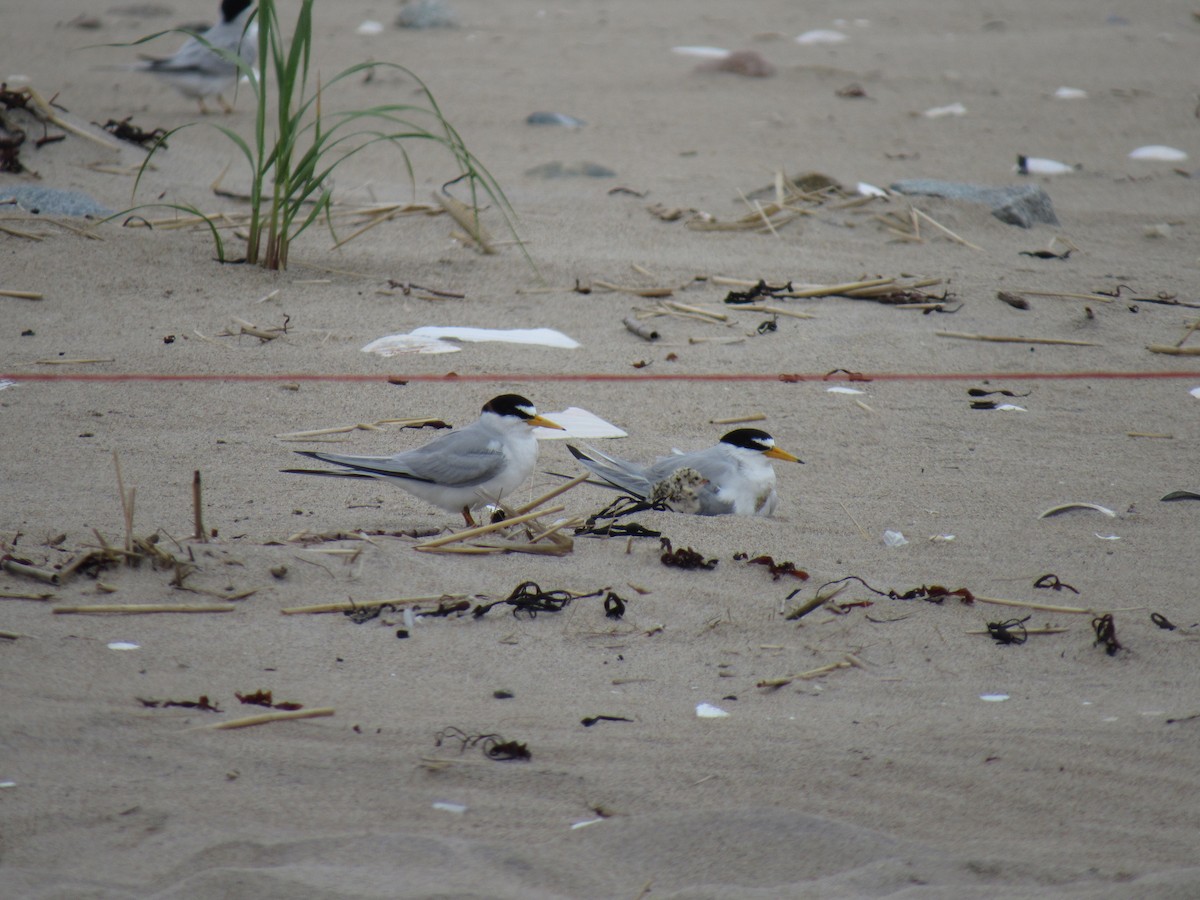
567,428,802,517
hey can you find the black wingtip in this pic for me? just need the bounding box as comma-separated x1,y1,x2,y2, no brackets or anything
566,444,588,461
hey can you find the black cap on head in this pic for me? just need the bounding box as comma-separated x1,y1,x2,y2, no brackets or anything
221,0,254,23
720,428,775,451
482,394,538,420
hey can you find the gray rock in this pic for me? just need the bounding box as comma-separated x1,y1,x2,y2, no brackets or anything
524,161,616,179
526,112,587,128
0,185,113,218
396,0,458,29
889,178,1059,228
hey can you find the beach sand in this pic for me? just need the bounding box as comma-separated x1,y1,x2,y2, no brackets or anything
3,2,1200,896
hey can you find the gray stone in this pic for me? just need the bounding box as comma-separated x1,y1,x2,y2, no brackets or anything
889,178,1059,228
396,0,458,29
0,185,113,218
524,161,616,179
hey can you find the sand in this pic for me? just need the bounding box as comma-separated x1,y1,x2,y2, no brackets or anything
3,1,1200,897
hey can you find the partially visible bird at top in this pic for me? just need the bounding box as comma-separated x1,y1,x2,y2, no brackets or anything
132,0,258,113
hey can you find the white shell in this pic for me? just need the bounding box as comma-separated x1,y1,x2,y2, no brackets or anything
355,20,384,35
1037,502,1116,519
882,529,908,548
1053,87,1088,100
696,702,730,718
671,46,730,58
1128,145,1188,162
795,30,847,45
856,182,887,198
923,102,967,118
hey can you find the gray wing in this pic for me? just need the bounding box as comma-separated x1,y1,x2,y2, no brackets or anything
567,444,654,498
296,427,505,488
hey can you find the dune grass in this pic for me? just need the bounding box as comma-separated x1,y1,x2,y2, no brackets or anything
122,0,515,270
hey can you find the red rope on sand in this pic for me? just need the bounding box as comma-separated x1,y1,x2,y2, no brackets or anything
0,371,1197,384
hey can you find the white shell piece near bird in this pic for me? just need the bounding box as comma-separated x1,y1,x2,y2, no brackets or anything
1054,86,1087,99
107,641,140,651
696,703,730,718
826,386,866,394
432,801,467,814
671,46,730,58
882,530,908,548
857,182,887,197
1190,386,1200,399
532,408,627,440
356,20,384,35
1037,502,1116,519
1128,145,1187,161
980,694,1010,702
795,29,847,44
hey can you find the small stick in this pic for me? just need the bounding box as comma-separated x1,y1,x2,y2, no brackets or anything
785,278,895,298
415,506,566,550
710,276,794,289
623,316,660,341
35,358,115,365
113,451,133,555
757,658,855,688
594,280,676,298
0,559,61,584
281,595,456,615
838,501,871,541
53,604,235,615
1147,344,1200,356
513,475,590,516
26,86,121,150
192,470,207,542
1177,317,1200,348
936,331,1099,347
1016,290,1114,304
711,412,766,425
912,208,985,251
0,289,42,300
1126,432,1173,439
0,590,55,600
663,300,728,321
973,595,1095,615
205,707,335,730
727,304,816,320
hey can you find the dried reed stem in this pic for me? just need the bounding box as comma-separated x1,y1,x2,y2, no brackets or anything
206,707,335,730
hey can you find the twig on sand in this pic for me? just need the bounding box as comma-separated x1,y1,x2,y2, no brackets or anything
936,330,1099,347
204,708,335,730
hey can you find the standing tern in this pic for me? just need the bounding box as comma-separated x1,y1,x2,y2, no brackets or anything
286,394,563,525
133,0,258,113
